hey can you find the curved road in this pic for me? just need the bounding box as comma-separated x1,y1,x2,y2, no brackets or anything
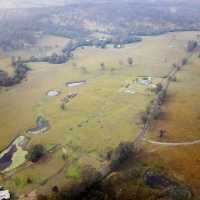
143,138,200,146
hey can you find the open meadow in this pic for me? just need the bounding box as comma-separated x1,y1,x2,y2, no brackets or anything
0,31,198,195
142,52,200,197
0,52,14,76
9,35,72,59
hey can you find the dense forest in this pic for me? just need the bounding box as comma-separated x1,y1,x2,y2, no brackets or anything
0,1,200,51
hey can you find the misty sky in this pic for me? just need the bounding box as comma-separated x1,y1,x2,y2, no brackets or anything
0,0,73,8
0,0,192,9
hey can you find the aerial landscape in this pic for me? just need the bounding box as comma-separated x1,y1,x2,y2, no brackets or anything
0,0,200,199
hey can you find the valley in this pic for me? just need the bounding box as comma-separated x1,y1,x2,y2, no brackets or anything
0,31,198,199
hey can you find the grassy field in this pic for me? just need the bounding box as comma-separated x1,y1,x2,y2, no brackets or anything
0,31,198,195
0,51,14,76
143,53,200,197
10,35,72,59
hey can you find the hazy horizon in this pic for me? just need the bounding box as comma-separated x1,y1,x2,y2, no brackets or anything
0,0,192,9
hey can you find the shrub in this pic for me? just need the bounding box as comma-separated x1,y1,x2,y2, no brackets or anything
105,149,113,160
52,186,59,193
110,142,136,170
26,144,45,163
152,105,161,120
187,40,198,52
26,177,33,184
169,76,177,82
182,58,188,66
141,112,149,124
155,83,163,94
37,194,48,200
127,57,133,66
158,89,167,104
81,165,102,185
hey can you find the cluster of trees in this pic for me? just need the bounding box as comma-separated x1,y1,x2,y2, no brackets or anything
35,141,138,200
0,24,36,51
155,83,163,94
1,1,200,52
44,53,68,64
113,35,142,47
26,144,46,163
36,165,102,200
108,142,137,170
187,40,198,52
28,53,69,64
141,83,167,124
0,58,29,87
141,56,191,126
26,35,140,67
0,8,47,51
0,36,138,88
92,36,141,49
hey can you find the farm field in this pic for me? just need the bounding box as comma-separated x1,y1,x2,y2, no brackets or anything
10,35,72,59
0,52,14,76
0,31,198,195
142,53,200,197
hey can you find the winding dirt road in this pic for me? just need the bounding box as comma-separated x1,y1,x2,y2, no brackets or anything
143,138,200,146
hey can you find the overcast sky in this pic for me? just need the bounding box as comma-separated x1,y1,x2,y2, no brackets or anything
0,0,73,8
0,0,191,9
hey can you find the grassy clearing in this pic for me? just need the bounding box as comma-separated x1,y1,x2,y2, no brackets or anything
14,177,28,189
10,35,72,59
143,54,200,197
66,165,81,180
0,52,14,76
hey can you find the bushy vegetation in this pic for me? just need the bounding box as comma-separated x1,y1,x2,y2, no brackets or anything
0,58,29,87
0,1,200,51
110,142,137,170
66,165,81,180
155,83,163,94
182,58,188,66
187,40,198,52
26,144,45,163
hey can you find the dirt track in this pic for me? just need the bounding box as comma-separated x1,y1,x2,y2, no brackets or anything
143,138,200,146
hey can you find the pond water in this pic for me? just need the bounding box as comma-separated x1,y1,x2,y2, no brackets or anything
0,136,28,172
0,145,17,171
47,90,60,97
66,80,86,88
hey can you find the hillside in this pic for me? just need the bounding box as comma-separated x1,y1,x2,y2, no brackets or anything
0,1,200,51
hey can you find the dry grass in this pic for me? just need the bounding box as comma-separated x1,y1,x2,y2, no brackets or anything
10,35,72,59
0,52,14,76
143,54,200,197
0,31,198,194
